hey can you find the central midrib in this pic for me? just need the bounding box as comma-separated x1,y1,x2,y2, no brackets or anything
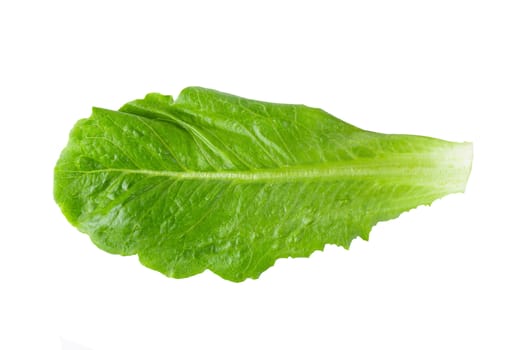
66,156,471,183
81,165,377,180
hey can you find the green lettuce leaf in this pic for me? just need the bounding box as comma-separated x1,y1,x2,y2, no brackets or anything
54,87,472,282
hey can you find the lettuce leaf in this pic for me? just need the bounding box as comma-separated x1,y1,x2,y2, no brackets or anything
54,87,472,281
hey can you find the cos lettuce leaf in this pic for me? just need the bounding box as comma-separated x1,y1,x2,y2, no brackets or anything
54,87,472,282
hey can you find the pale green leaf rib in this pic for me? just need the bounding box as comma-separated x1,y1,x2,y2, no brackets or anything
54,87,473,282
56,153,470,189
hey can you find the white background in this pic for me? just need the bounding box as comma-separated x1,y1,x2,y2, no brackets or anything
1,1,524,349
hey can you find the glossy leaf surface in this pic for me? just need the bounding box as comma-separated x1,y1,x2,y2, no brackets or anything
54,87,472,281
